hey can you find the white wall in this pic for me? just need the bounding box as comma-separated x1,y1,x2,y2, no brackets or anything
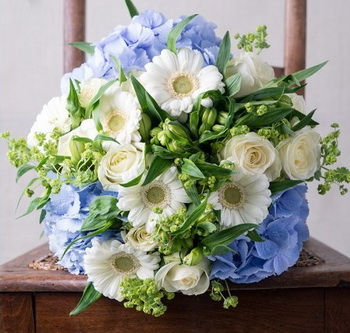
1,0,349,264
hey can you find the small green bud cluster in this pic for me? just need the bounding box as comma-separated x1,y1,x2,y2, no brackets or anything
230,125,249,137
321,123,341,166
120,277,174,317
234,25,270,53
210,280,239,310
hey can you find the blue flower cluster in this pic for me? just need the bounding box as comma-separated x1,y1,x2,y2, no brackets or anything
209,185,310,284
44,182,120,275
61,10,221,93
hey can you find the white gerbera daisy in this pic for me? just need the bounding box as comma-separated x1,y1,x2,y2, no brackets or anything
99,84,141,144
27,96,71,148
209,173,271,228
140,48,225,117
117,166,191,232
84,239,160,302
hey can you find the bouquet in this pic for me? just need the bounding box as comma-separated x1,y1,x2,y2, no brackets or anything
2,0,350,317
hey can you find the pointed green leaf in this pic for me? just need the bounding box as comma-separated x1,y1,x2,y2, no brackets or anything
292,110,316,131
291,61,328,83
210,245,233,256
171,196,208,235
39,209,47,224
201,223,258,248
70,282,102,316
167,14,198,53
247,229,264,242
94,134,119,144
183,184,201,206
182,158,205,179
269,180,304,194
197,162,234,178
120,173,143,188
216,31,231,74
124,0,139,18
225,73,241,97
291,109,319,127
16,164,35,182
142,156,172,186
67,79,83,129
69,42,95,55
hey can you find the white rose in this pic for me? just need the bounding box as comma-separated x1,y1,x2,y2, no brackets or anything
155,258,210,295
286,93,306,113
98,142,145,191
225,52,275,97
78,78,107,108
57,119,98,156
124,225,158,252
220,132,281,180
277,127,321,180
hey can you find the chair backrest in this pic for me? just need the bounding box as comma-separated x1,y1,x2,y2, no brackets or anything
63,0,307,78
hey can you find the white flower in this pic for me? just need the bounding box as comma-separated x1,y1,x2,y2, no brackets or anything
57,119,98,157
220,132,281,181
125,225,158,252
140,48,225,117
277,127,321,180
225,52,275,97
78,78,107,108
98,142,145,191
27,96,71,148
287,93,306,113
155,257,210,295
99,84,141,144
209,173,271,227
117,166,191,232
84,239,160,302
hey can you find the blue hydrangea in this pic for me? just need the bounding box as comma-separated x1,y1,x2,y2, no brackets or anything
44,182,120,275
61,10,222,93
209,185,310,284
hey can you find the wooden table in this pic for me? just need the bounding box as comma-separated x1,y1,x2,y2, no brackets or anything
1,238,350,333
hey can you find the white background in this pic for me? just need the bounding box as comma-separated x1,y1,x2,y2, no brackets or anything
1,0,349,264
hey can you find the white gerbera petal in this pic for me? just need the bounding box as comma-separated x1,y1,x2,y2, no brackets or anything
140,48,224,117
209,173,271,228
84,239,160,302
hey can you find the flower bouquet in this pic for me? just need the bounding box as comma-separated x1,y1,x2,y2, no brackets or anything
2,0,350,317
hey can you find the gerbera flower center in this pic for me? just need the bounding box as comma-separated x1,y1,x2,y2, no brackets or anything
219,183,246,209
111,252,140,276
167,72,198,98
141,181,170,208
105,110,126,134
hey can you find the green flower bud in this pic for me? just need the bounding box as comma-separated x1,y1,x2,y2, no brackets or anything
212,124,225,133
167,141,186,154
278,95,292,108
183,247,204,266
217,112,229,125
202,108,217,127
69,137,85,164
139,113,152,142
256,105,268,116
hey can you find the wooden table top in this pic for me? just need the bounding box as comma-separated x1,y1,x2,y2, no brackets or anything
1,238,350,293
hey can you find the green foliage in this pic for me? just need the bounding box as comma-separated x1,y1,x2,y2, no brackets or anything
124,0,139,18
216,31,231,74
121,278,174,317
69,42,95,55
210,280,239,310
70,282,102,316
234,25,270,53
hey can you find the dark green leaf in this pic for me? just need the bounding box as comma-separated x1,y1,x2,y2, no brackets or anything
171,196,208,235
69,42,95,55
292,110,316,131
216,31,231,74
290,109,319,126
16,164,35,182
142,156,172,186
210,245,233,256
183,184,201,206
197,162,234,178
189,111,200,138
269,180,304,194
225,73,241,97
201,223,258,248
247,229,264,242
152,145,185,159
167,14,198,53
124,0,139,18
120,173,143,188
70,282,102,316
39,209,47,224
182,158,205,179
242,86,300,101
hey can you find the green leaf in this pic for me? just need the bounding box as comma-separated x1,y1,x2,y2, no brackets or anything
167,14,198,53
120,173,143,188
39,209,47,224
152,145,185,159
290,61,328,83
111,56,127,83
290,109,319,127
92,106,103,132
94,134,119,144
182,158,205,179
216,31,231,74
201,223,258,249
183,184,201,206
124,0,139,18
86,79,118,116
197,162,234,178
81,196,120,232
292,110,316,131
70,282,102,316
16,164,35,182
225,73,241,97
16,177,39,211
210,245,233,256
142,156,172,186
72,137,93,144
247,229,264,242
171,196,208,236
67,79,83,129
145,93,168,123
269,180,304,194
69,42,95,55
189,111,200,138
17,197,42,218
235,108,293,128
242,86,299,101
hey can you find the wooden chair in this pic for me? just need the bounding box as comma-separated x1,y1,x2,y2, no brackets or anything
63,0,307,77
